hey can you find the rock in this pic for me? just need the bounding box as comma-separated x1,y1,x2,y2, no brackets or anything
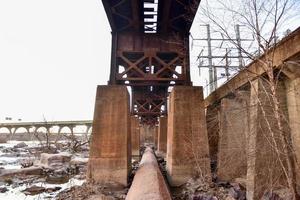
13,142,28,148
192,194,217,200
233,178,247,189
70,157,88,166
23,185,46,195
262,188,293,200
230,182,246,200
39,153,72,169
87,194,115,200
229,187,239,199
0,166,43,177
225,196,236,200
46,174,69,184
45,186,62,193
0,187,8,193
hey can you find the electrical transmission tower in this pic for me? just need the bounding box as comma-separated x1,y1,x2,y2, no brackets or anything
191,24,253,93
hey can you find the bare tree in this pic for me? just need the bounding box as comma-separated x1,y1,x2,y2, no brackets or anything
193,0,300,199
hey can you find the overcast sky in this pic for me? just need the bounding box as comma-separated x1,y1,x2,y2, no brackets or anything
0,0,111,122
0,0,299,122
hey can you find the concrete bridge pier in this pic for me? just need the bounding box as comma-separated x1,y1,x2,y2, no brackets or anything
247,78,290,200
283,65,300,187
217,91,249,181
166,86,211,186
154,126,158,148
140,124,155,144
130,116,140,159
157,116,167,155
87,85,131,186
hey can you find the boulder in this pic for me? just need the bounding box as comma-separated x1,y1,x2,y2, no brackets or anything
13,142,28,148
70,157,88,166
0,187,8,193
0,166,43,177
23,185,46,195
39,153,72,169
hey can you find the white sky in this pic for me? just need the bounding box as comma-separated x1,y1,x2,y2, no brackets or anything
0,0,111,122
0,0,299,122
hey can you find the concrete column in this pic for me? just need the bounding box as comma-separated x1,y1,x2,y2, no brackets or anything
140,125,146,145
158,116,167,154
217,91,249,181
206,105,220,171
166,86,211,186
87,85,131,186
140,125,155,144
285,77,300,186
131,116,140,159
247,78,289,200
154,125,158,148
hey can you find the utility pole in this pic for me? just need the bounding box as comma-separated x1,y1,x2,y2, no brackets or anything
225,48,230,80
235,24,243,68
206,24,215,92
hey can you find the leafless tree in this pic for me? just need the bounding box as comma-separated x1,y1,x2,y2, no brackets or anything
193,0,300,199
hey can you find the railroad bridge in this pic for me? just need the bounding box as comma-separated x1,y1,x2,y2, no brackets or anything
87,0,211,196
104,0,197,125
3,1,298,199
86,1,300,199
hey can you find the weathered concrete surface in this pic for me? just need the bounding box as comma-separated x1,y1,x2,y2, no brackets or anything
217,91,249,181
154,126,158,148
87,85,131,186
247,78,289,200
206,105,220,168
130,116,140,158
166,86,211,186
285,76,300,186
158,116,167,154
126,147,172,200
140,125,155,144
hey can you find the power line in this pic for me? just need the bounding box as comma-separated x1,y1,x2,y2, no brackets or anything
192,24,253,94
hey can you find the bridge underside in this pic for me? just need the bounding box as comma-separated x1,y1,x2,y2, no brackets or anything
103,0,200,124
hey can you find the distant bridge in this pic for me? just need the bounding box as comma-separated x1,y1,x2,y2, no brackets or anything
0,120,93,134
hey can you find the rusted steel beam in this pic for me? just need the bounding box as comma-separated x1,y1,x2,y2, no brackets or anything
126,147,172,200
102,0,200,33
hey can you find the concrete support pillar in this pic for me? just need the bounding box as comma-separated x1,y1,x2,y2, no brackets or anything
166,86,211,186
247,78,289,200
285,77,300,186
140,125,146,145
154,126,158,148
131,116,140,159
87,85,131,186
217,91,249,181
140,125,155,144
158,116,167,154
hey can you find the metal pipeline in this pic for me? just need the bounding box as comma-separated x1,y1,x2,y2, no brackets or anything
126,147,172,200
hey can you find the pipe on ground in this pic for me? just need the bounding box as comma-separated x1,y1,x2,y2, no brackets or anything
126,147,172,200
